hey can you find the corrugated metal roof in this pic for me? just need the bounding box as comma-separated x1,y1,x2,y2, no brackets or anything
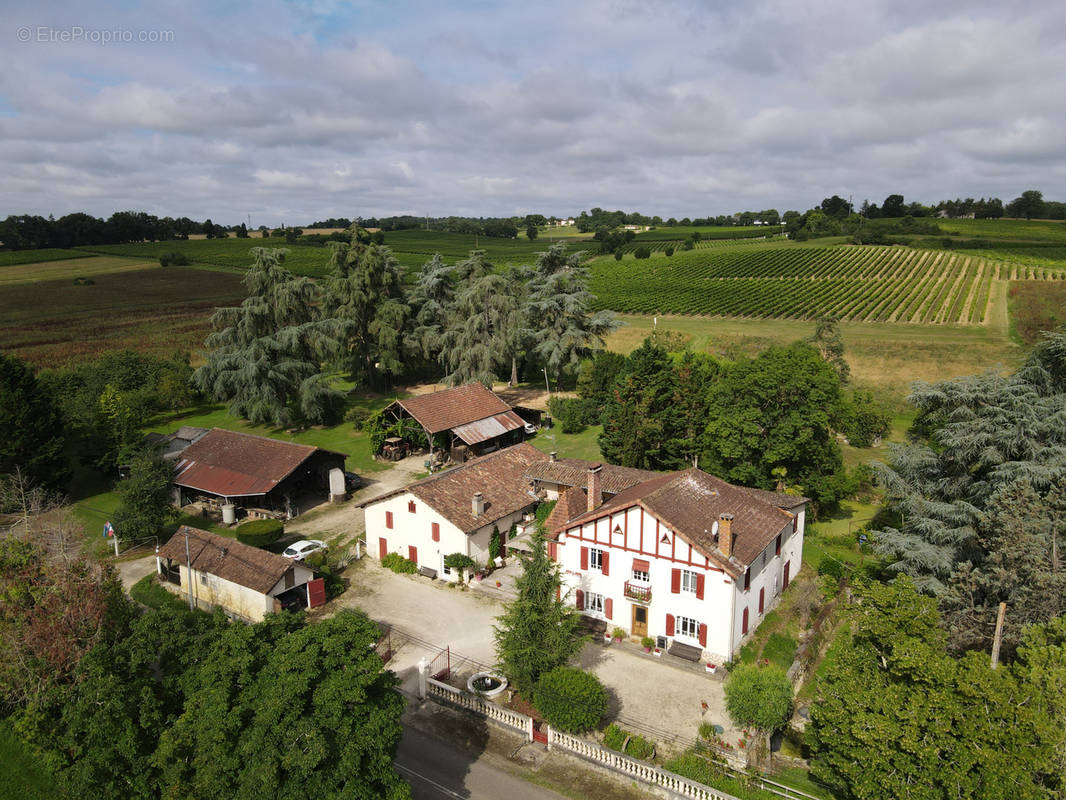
393,384,512,434
452,410,525,445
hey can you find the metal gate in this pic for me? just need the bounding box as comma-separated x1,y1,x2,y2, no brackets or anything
429,645,450,680
375,628,393,665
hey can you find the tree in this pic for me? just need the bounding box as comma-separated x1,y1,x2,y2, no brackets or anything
0,353,68,493
526,224,538,241
193,247,343,426
703,343,848,508
526,244,618,389
1007,189,1046,220
322,228,411,389
404,254,455,367
493,530,582,697
807,577,1063,800
112,449,176,542
533,667,607,733
805,317,849,383
724,664,792,766
820,195,853,220
881,194,906,217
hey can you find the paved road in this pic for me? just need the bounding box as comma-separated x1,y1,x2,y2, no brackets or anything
396,724,564,800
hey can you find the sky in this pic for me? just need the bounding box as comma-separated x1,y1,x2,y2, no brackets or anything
3,0,1065,225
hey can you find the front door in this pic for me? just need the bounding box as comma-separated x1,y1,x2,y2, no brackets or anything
632,605,648,638
379,537,388,559
408,545,418,565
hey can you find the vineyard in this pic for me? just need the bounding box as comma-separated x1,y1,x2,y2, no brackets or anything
590,244,1066,324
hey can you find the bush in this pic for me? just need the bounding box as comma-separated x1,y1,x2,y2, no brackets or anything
602,723,655,759
72,276,95,285
533,666,607,734
762,633,798,670
381,552,418,574
489,527,502,562
547,396,598,433
344,405,372,430
603,723,627,751
305,551,346,598
641,636,655,650
158,251,189,267
613,249,623,261
444,553,475,571
664,246,675,257
817,557,847,582
130,574,190,612
633,246,651,260
235,518,284,547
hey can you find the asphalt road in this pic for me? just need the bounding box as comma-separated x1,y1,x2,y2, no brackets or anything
396,724,565,800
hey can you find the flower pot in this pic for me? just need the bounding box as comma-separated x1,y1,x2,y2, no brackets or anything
705,663,717,674
603,634,612,644
653,648,662,657
643,647,652,653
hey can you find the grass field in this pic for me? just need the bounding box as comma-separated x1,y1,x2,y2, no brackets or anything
74,238,332,277
606,312,1020,406
631,225,783,242
0,248,93,267
1008,280,1066,343
936,217,1066,242
0,255,160,286
0,265,246,367
380,228,594,272
0,719,59,800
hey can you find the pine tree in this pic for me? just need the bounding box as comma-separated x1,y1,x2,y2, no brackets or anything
493,530,582,697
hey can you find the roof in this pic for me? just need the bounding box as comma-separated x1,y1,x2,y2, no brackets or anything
365,443,548,533
391,384,513,434
562,469,802,576
544,486,590,536
173,428,344,498
526,458,660,496
452,410,526,445
157,526,294,594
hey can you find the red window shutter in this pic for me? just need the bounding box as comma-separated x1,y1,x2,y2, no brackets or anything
759,587,765,614
784,561,791,589
548,542,558,561
666,614,675,636
385,511,393,529
408,546,418,564
695,573,705,600
671,568,681,594
601,551,610,576
775,534,782,556
408,500,416,513
605,598,613,620
580,546,589,570
575,589,585,610
698,623,707,647
431,522,440,542
743,569,750,591
742,608,749,634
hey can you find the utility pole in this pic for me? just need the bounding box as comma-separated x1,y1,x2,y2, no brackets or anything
990,602,1007,669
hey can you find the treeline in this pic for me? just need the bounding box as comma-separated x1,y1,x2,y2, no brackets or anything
575,207,782,231
0,211,242,250
548,321,889,513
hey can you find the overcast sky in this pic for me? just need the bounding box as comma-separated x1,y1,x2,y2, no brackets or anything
3,0,1064,225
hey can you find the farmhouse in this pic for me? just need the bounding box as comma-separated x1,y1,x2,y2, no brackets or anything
364,443,548,579
546,465,806,663
172,428,347,520
155,526,322,621
380,383,529,463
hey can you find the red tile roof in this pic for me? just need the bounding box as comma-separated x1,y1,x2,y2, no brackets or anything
544,486,589,537
562,468,801,575
526,458,660,496
173,428,343,497
392,384,513,434
365,443,548,533
157,526,295,594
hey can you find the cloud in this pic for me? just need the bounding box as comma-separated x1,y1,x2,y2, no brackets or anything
2,0,1064,222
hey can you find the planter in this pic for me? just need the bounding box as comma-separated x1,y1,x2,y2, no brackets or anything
706,663,717,674
653,648,662,657
643,647,652,653
603,633,613,644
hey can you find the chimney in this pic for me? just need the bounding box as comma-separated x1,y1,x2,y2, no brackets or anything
472,492,485,517
587,464,603,513
549,451,557,462
718,513,734,558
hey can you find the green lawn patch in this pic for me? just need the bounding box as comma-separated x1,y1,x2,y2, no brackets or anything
0,248,93,267
129,573,191,611
0,718,61,800
529,424,604,461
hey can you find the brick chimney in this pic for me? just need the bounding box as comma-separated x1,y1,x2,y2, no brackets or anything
473,492,485,517
587,464,603,513
718,513,734,558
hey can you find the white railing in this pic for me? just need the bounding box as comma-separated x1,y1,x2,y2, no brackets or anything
547,727,742,800
426,678,534,742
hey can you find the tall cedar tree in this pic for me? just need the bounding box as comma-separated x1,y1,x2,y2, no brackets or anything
193,248,342,426
807,577,1063,800
874,330,1066,596
404,253,455,365
493,530,582,697
0,353,68,493
323,227,410,388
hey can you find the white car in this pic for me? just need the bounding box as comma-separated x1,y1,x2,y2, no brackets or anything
524,422,537,435
283,539,326,561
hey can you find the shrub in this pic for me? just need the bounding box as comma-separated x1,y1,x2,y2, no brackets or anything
611,627,626,641
489,527,502,562
817,557,846,582
381,552,418,574
158,251,189,266
72,276,95,285
444,553,475,571
762,632,798,669
603,723,627,751
344,405,372,430
130,573,189,612
664,246,675,257
641,636,655,650
533,666,607,733
547,396,598,433
633,246,651,260
235,518,284,547
305,551,346,598
613,249,623,261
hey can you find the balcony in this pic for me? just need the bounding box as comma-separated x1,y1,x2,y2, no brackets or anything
624,581,652,604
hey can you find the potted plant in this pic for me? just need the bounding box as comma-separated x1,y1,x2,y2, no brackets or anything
706,662,717,674
641,636,654,653
603,631,613,644
653,647,662,657
612,627,626,642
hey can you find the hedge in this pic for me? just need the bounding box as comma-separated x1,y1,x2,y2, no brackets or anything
533,666,607,734
381,552,418,574
235,518,284,547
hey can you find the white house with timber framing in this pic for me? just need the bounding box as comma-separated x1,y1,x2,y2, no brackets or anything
546,465,806,664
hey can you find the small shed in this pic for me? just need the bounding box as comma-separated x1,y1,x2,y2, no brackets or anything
382,384,528,462
172,428,347,519
155,526,321,621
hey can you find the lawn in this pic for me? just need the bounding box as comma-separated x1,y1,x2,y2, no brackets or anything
0,719,60,800
0,255,158,286
528,423,605,461
0,248,93,267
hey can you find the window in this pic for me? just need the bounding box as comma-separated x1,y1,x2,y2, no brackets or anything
590,548,604,570
586,592,605,614
385,510,393,529
676,615,699,639
632,567,650,583
681,569,699,593
775,534,782,556
743,569,751,591
408,500,416,514
199,573,208,586
442,563,451,576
